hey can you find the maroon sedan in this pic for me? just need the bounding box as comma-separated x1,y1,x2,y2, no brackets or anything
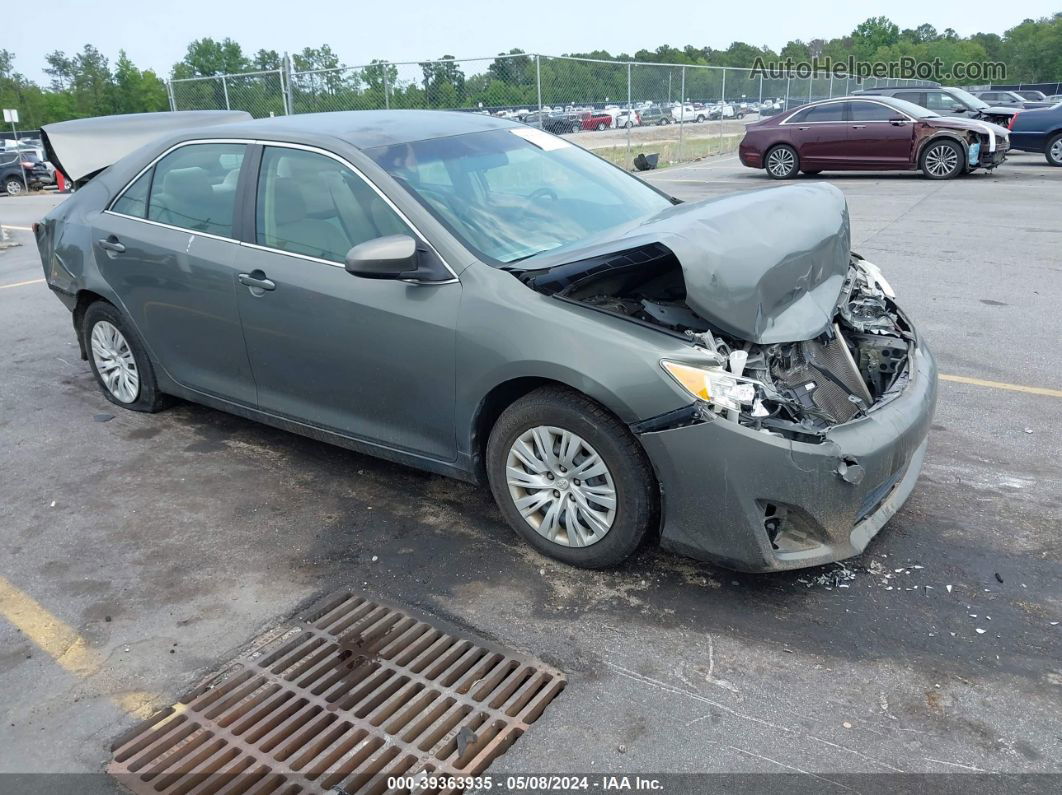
739,96,1010,180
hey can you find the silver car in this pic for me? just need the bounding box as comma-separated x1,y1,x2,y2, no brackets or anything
36,110,936,571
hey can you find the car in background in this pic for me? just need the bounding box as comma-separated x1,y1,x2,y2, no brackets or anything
671,103,708,123
972,90,1054,109
611,108,641,128
638,105,671,125
1047,94,1062,103
36,109,936,573
580,110,614,131
739,95,1009,180
851,86,1017,126
1014,89,1049,102
0,149,49,194
523,110,582,135
1007,104,1062,166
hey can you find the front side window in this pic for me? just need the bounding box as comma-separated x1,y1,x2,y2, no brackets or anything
255,146,410,263
146,143,245,236
849,101,895,121
366,128,672,263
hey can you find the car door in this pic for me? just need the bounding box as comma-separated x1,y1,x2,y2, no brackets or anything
846,100,916,166
788,102,849,165
232,144,461,461
92,141,257,405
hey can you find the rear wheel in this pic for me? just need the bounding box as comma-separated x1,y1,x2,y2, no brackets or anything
765,144,799,179
4,177,24,195
696,114,706,123
596,121,607,131
921,139,964,179
1045,133,1062,167
83,301,167,412
486,386,656,568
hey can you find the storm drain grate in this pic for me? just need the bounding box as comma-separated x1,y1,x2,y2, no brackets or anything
108,592,566,794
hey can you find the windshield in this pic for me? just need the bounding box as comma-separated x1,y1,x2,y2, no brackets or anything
949,88,989,109
366,128,673,263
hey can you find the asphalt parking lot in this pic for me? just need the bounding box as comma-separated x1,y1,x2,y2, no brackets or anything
1,152,1060,790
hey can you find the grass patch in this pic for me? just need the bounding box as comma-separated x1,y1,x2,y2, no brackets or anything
591,134,743,170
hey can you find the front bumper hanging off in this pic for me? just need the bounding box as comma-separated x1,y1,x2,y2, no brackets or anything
636,340,938,573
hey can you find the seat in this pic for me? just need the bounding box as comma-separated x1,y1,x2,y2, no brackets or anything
150,167,225,233
269,177,352,261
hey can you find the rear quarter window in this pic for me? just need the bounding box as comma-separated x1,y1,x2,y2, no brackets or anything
111,170,151,218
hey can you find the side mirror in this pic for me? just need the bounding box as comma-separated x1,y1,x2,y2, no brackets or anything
344,234,449,283
889,116,908,125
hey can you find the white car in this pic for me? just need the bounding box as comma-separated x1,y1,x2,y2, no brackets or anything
612,109,641,128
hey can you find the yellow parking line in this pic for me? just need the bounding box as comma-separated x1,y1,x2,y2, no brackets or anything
940,373,1062,398
0,575,159,718
0,277,45,290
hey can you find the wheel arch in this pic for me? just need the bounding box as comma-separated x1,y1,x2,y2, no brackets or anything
72,289,112,359
916,131,970,165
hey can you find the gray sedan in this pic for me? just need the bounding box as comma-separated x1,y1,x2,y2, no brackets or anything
35,110,936,571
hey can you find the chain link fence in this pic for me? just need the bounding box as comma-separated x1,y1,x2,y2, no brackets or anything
168,54,935,168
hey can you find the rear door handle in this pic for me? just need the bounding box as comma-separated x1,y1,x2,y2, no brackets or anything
798,126,810,130
238,271,276,291
98,237,125,253
851,125,867,129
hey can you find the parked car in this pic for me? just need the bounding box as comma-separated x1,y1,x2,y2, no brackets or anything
1007,104,1062,166
851,86,1017,126
524,111,582,135
972,90,1054,109
611,109,641,128
0,150,48,194
638,105,671,125
37,109,936,572
671,103,707,123
1014,89,1048,102
580,111,614,131
739,95,1009,180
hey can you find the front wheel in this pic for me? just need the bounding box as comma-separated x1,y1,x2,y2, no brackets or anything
624,120,633,129
1045,133,1062,166
83,302,167,412
921,139,964,179
486,386,656,569
765,144,799,179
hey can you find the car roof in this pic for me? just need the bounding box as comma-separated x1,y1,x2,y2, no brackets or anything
197,110,524,151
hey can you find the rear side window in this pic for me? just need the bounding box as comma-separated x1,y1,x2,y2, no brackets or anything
146,143,246,237
804,103,845,122
112,170,151,218
849,101,894,121
925,92,965,112
893,91,924,106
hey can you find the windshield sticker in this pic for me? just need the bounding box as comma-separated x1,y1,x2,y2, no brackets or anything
509,127,572,151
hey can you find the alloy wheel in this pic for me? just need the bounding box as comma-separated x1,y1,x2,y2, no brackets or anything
1050,137,1062,165
505,425,617,548
924,144,959,177
767,147,796,177
90,320,140,403
5,179,23,196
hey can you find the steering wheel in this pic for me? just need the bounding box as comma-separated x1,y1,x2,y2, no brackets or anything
527,187,559,204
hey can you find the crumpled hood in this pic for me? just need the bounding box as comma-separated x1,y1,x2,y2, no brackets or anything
522,182,851,344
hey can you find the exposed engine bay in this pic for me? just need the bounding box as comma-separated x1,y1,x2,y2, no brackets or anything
519,243,914,441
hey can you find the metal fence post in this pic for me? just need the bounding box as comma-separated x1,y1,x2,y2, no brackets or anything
166,80,176,111
719,68,726,143
785,76,790,110
383,63,390,110
221,74,230,110
678,66,686,164
829,74,833,98
626,61,632,162
281,55,294,115
758,74,763,105
536,54,543,116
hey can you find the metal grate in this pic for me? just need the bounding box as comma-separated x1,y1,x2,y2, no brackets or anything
108,592,566,794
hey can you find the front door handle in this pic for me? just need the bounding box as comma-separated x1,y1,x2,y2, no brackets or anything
98,237,125,253
851,124,867,129
238,271,276,291
798,126,810,130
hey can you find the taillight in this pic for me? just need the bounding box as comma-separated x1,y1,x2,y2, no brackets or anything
1008,112,1019,130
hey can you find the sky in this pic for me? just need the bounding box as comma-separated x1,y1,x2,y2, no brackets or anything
3,0,1059,84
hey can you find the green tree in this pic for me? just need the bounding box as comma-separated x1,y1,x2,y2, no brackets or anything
113,51,168,114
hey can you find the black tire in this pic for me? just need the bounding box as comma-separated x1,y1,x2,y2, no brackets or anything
696,114,706,123
624,120,633,129
82,301,167,413
486,386,656,569
4,177,24,195
596,122,607,131
801,169,822,175
765,144,800,179
920,138,964,179
1045,132,1062,167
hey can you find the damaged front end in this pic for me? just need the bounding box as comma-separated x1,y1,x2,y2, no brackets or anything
520,243,914,442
